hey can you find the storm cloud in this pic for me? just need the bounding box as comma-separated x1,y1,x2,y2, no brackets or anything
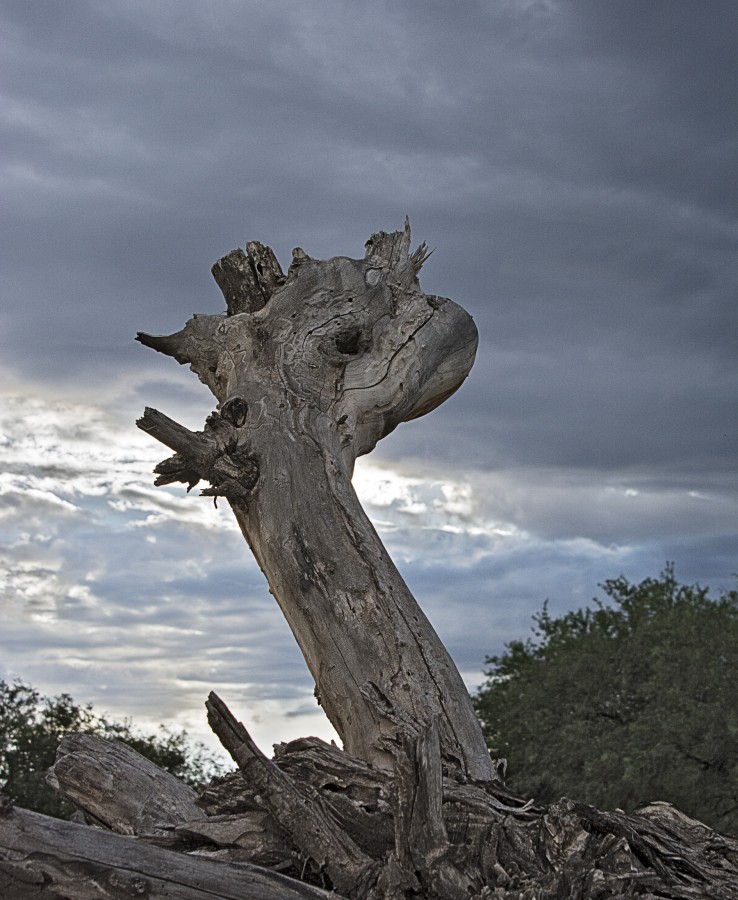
1,0,736,755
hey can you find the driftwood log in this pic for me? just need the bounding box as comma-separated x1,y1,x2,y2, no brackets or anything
3,223,738,898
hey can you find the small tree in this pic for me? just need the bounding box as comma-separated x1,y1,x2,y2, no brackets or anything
0,678,223,818
474,565,738,833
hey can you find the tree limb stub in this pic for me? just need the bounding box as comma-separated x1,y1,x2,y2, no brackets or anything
137,222,492,781
211,242,285,316
136,407,259,502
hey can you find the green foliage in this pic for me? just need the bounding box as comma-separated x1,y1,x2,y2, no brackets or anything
473,565,738,834
0,678,226,819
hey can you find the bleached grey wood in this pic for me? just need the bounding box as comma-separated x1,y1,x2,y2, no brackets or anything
137,221,493,782
390,722,473,900
0,803,344,899
162,811,294,870
206,692,378,896
47,733,206,836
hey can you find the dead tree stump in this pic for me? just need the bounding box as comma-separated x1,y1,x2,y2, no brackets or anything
136,220,490,783
2,223,738,899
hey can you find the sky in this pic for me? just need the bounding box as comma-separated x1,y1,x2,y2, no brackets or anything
1,0,736,761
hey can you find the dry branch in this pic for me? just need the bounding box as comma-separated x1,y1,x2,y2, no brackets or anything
206,692,378,895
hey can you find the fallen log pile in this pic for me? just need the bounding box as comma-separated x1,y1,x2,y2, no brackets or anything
2,708,738,898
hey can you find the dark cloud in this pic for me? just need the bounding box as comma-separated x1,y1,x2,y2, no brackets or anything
1,1,736,743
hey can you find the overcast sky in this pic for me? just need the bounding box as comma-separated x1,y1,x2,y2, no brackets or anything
1,0,736,760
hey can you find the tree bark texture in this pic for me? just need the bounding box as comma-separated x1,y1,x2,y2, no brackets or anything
4,225,738,898
136,220,491,781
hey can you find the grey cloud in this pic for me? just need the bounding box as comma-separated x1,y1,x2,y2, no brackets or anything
1,0,735,745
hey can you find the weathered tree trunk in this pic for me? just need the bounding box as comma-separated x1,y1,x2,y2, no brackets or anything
3,224,738,898
136,220,491,782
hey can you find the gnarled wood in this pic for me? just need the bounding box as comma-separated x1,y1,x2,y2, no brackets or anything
211,242,285,315
390,722,474,900
137,221,491,781
34,723,738,898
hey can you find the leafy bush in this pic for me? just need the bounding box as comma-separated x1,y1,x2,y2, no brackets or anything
474,565,738,833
